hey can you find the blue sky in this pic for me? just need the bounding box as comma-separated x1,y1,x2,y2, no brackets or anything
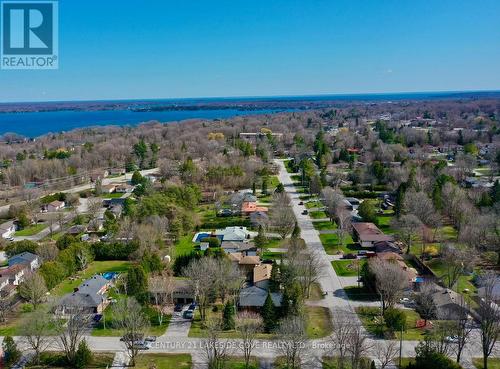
1,0,500,102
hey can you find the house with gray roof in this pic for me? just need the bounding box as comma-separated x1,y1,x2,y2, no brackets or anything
239,286,282,309
54,274,110,316
8,252,40,271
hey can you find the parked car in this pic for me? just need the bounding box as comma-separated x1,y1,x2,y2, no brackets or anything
298,201,304,205
445,335,459,344
301,210,308,215
132,341,150,350
144,336,157,342
189,302,197,311
174,304,183,312
183,310,194,319
343,253,357,259
93,314,102,323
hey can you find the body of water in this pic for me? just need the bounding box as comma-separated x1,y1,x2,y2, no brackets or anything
0,108,287,137
1,91,498,137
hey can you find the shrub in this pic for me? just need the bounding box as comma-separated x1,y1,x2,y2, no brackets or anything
2,336,20,366
74,339,93,369
222,302,235,330
200,236,221,248
384,308,406,331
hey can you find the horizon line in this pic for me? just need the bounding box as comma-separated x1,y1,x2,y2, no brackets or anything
2,88,500,105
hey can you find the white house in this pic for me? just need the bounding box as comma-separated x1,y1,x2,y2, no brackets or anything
0,264,27,285
215,226,250,242
8,252,40,271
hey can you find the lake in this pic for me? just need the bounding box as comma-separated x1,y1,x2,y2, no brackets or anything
0,108,286,137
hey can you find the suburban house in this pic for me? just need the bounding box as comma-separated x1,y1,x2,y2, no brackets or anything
0,276,16,298
431,288,471,321
115,184,135,193
376,252,417,284
374,240,402,254
90,170,109,182
228,191,257,214
0,264,27,285
101,184,116,194
0,220,16,239
215,226,250,242
67,224,87,236
239,286,282,309
253,263,273,289
241,201,268,215
172,279,194,304
250,211,269,227
55,275,110,316
229,253,261,276
221,241,257,256
352,222,394,247
47,200,65,212
109,168,126,176
8,252,40,271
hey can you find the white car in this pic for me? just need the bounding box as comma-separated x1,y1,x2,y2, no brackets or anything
445,335,459,344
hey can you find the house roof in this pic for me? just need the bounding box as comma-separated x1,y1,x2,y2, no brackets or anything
377,252,417,282
49,200,64,207
215,226,249,242
8,252,38,267
67,225,86,235
0,264,26,276
239,286,282,307
58,275,109,308
221,242,256,253
253,264,272,284
352,222,394,242
241,202,268,213
374,241,401,254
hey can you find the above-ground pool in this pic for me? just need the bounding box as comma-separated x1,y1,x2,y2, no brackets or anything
103,272,118,280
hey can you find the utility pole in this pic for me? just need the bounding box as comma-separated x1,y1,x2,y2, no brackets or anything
399,323,404,368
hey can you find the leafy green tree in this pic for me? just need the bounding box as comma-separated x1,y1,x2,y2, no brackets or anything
5,240,38,257
261,176,268,195
133,139,148,168
74,339,93,369
275,183,285,193
17,212,30,229
254,226,267,250
358,200,378,224
126,264,149,304
261,293,277,333
384,308,406,332
56,234,76,250
222,302,236,330
131,170,144,185
269,261,281,292
291,222,301,238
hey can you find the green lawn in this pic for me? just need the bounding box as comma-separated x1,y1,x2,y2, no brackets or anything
174,235,195,257
14,223,47,236
331,260,365,277
319,233,356,254
425,258,477,294
376,213,395,234
355,306,426,341
310,210,328,219
473,358,500,369
101,192,124,199
262,251,285,260
305,200,323,209
51,260,130,296
92,305,170,337
306,306,333,338
32,352,115,369
312,220,337,231
134,354,192,369
260,237,284,249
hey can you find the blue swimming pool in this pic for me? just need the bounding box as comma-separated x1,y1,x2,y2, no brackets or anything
194,233,223,242
103,272,117,280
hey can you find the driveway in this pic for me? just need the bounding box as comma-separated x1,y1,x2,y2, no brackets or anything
162,306,192,337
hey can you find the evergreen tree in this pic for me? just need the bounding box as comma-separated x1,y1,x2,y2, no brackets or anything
261,293,276,333
74,339,93,369
275,183,285,193
252,182,256,195
2,336,20,366
131,170,144,185
269,261,281,292
254,225,267,250
261,177,268,195
222,302,236,330
126,264,148,303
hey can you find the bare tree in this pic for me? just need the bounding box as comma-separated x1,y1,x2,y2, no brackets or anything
236,312,263,369
330,310,358,369
415,282,437,324
87,197,103,231
441,244,475,289
336,206,352,248
453,295,473,364
478,272,500,369
149,273,174,326
182,258,218,322
296,249,323,299
372,340,398,369
203,319,231,369
113,297,150,366
55,312,88,365
36,242,59,262
345,320,371,369
369,258,410,313
391,214,422,254
20,310,53,364
214,258,244,303
321,187,344,223
270,192,296,239
276,315,308,369
18,272,48,308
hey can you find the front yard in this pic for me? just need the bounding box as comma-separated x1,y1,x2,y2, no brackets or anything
134,354,192,369
331,259,365,277
319,233,356,255
14,223,47,236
